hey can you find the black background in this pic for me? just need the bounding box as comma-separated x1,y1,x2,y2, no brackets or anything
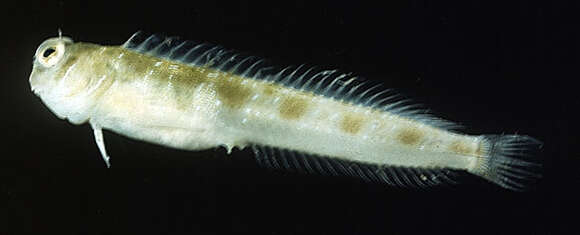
1,1,577,234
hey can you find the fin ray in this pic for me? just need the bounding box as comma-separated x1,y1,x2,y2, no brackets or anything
123,32,460,130
251,145,461,188
471,135,542,191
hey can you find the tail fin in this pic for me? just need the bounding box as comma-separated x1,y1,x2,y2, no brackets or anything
470,135,543,191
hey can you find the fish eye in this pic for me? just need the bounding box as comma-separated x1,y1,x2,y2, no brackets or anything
36,39,67,68
43,47,56,58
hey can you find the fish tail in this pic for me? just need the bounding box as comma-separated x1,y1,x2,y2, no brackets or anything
470,135,543,191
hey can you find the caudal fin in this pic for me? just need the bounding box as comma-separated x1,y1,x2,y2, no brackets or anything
470,135,543,191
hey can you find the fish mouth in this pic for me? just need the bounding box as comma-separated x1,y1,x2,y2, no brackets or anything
30,87,39,96
30,86,43,97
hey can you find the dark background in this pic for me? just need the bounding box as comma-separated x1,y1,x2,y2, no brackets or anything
1,1,577,234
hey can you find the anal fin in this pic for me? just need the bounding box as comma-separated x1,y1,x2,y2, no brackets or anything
251,145,460,189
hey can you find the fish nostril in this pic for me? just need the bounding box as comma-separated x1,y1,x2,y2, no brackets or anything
43,47,56,58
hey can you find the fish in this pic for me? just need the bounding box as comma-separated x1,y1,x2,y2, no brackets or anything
29,32,542,190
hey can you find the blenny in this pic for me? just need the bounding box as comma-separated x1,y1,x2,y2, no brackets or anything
29,32,541,190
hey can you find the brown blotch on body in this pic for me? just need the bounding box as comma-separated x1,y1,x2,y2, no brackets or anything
172,66,204,87
118,48,209,110
279,96,309,120
340,113,365,134
449,141,473,155
128,55,153,79
397,128,423,145
171,68,205,110
215,76,251,109
262,84,279,96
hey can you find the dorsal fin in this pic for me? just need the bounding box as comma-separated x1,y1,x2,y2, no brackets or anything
251,145,462,188
122,31,460,130
122,31,227,66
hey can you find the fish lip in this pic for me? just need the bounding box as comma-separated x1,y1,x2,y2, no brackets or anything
31,87,42,96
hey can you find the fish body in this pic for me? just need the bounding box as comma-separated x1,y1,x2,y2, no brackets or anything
29,32,541,190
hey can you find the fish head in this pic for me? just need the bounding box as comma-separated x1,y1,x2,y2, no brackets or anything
30,37,100,124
